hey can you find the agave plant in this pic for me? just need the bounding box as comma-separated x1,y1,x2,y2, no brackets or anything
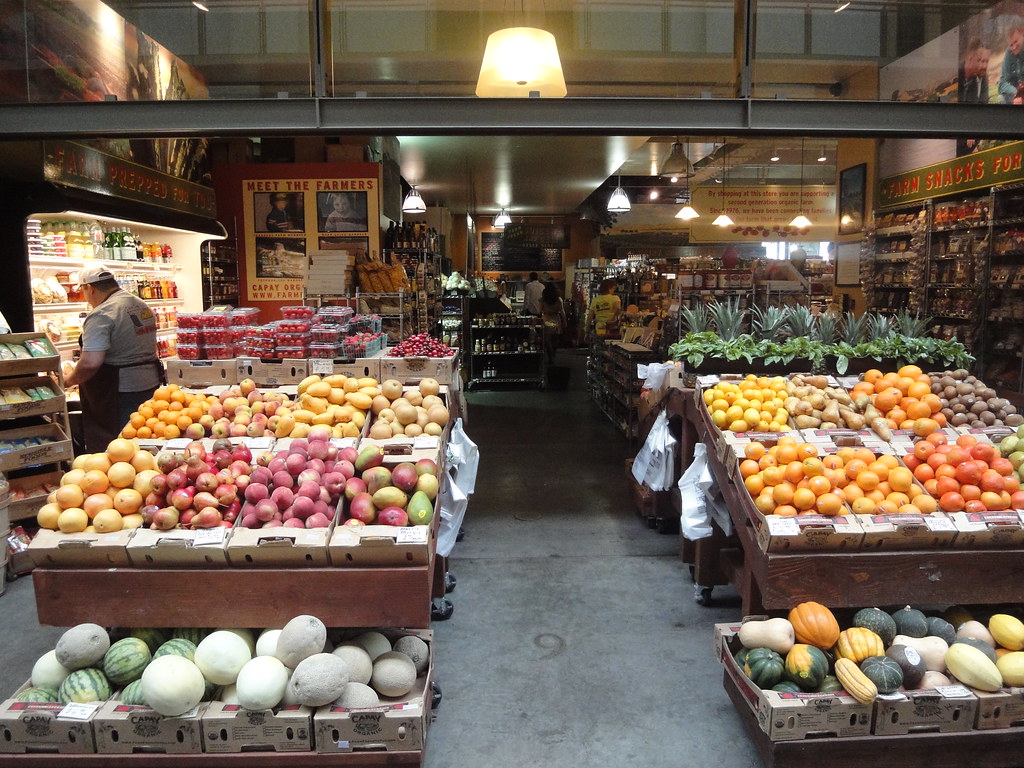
679,302,711,334
786,305,816,339
865,312,894,341
892,309,930,338
750,304,790,342
841,311,867,346
708,297,746,341
815,312,839,346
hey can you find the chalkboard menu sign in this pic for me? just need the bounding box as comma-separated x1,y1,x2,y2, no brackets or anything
480,232,563,272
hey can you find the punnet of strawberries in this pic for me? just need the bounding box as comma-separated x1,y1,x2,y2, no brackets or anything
387,333,455,358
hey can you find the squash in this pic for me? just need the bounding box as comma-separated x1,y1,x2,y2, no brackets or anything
886,644,926,689
952,637,998,664
743,648,786,689
956,620,996,648
737,617,795,654
816,674,844,693
784,644,830,691
943,605,974,629
835,627,885,663
996,651,1024,687
891,606,929,638
140,655,206,716
988,614,1024,651
892,634,948,672
771,681,802,693
788,602,840,650
860,655,904,694
834,657,877,704
852,607,897,647
919,670,953,688
945,643,1003,691
925,616,957,646
194,630,253,686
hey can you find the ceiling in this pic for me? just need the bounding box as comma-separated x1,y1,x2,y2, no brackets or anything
397,135,838,219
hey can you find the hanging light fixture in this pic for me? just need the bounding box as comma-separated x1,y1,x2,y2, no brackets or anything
712,142,734,227
607,176,630,213
834,1,851,12
817,147,827,163
790,138,812,228
493,208,512,229
674,140,699,220
659,136,694,180
402,186,426,215
476,1,566,100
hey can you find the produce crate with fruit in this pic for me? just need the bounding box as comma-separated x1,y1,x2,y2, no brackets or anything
28,527,135,567
380,334,459,386
363,378,450,445
0,679,99,753
164,357,239,388
92,695,207,753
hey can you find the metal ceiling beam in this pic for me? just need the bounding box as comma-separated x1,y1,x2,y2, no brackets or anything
0,97,1019,140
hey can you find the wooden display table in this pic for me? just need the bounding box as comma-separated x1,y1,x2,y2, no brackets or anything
0,752,422,767
678,391,1024,615
33,565,434,629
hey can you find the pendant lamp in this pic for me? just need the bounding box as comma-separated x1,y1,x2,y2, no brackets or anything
476,27,566,98
712,142,734,227
402,186,426,215
494,208,512,229
789,138,812,228
607,177,630,213
660,137,694,180
674,145,699,220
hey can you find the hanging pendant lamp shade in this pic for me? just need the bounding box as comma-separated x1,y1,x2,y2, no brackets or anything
676,205,699,220
607,180,630,213
789,214,812,228
712,213,734,227
476,27,567,98
789,138,812,228
402,187,426,214
493,208,512,229
660,139,694,179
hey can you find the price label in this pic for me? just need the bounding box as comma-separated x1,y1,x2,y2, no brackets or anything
395,526,428,544
766,517,800,536
238,357,253,368
935,685,971,698
924,515,956,533
164,438,191,449
412,435,438,449
58,702,100,720
193,527,227,546
331,438,357,448
1017,510,1024,525
245,437,274,450
310,359,334,375
697,375,719,388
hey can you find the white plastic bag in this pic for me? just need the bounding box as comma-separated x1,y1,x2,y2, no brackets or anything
436,465,468,558
631,410,677,492
446,417,479,497
638,361,677,393
677,443,713,540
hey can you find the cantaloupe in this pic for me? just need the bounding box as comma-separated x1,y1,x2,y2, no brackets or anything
235,656,290,711
392,636,430,674
352,631,392,661
370,651,417,697
288,653,349,707
276,615,326,669
332,644,373,685
55,623,111,670
194,630,253,686
335,682,380,709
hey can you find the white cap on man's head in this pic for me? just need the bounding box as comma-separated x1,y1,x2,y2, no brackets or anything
75,265,115,288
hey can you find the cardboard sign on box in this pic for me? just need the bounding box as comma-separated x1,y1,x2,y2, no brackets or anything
974,688,1024,730
226,521,334,567
872,687,978,735
28,529,135,568
0,682,98,754
947,511,1024,548
93,700,205,754
378,354,458,386
164,358,239,388
201,703,313,753
857,512,959,550
126,528,231,567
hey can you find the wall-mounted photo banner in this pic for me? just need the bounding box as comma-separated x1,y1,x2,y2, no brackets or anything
243,176,378,303
689,186,836,243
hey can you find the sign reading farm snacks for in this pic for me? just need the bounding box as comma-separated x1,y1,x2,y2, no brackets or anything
878,141,1024,207
242,175,380,302
43,141,216,218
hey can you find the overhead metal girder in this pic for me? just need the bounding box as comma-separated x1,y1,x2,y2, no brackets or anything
0,97,1020,140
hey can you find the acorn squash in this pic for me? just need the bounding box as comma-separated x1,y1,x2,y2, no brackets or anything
743,647,786,689
784,644,830,691
852,607,897,647
925,616,956,646
860,655,904,694
891,606,929,638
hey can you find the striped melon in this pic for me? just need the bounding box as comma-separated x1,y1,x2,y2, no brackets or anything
154,638,197,662
129,628,168,654
58,668,111,704
119,679,147,706
14,686,59,703
103,637,152,686
171,628,208,646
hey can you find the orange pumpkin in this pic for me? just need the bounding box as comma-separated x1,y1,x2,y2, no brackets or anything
835,626,885,663
788,601,840,650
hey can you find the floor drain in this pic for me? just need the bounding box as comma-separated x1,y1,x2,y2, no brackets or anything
514,510,542,521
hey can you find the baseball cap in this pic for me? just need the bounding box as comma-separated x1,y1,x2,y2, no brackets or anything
75,265,115,288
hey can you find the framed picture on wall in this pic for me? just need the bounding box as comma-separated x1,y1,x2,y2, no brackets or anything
838,163,866,235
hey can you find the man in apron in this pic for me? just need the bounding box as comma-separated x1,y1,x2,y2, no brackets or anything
64,265,164,452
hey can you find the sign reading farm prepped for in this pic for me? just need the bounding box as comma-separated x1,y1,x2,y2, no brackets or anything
689,186,836,243
878,141,1024,207
242,176,378,302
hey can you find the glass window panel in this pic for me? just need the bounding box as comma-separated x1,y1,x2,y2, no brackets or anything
339,2,428,54
668,2,734,55
809,7,881,58
755,7,806,55
587,2,663,52
133,9,199,57
204,4,261,56
265,5,311,56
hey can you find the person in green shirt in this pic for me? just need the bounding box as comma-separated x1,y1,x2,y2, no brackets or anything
587,278,622,339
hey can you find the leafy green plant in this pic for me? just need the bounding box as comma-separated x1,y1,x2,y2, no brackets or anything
841,311,866,346
815,313,839,346
865,312,893,342
679,303,711,334
708,297,746,341
786,305,815,338
893,310,930,338
750,305,790,342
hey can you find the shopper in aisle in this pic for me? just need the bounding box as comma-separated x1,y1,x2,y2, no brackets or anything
522,272,544,315
539,282,567,363
997,24,1024,104
586,278,622,339
64,265,163,452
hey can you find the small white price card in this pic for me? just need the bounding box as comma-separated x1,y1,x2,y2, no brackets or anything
412,435,438,449
58,702,100,720
935,685,971,698
164,438,190,449
244,437,274,450
311,359,334,375
924,515,956,533
331,437,357,448
395,527,428,544
766,517,800,536
193,527,227,546
697,375,719,388
238,357,253,368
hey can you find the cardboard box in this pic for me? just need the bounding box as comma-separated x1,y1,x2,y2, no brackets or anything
948,511,1024,548
28,529,135,568
329,520,434,567
0,681,98,754
357,434,444,470
236,357,310,387
378,353,459,385
857,512,959,550
753,510,864,553
226,523,334,568
126,528,231,567
93,699,205,754
714,624,872,741
314,630,432,754
306,356,382,381
974,688,1024,730
0,423,73,473
6,469,62,525
872,687,978,735
0,373,66,420
164,358,239,388
201,702,313,753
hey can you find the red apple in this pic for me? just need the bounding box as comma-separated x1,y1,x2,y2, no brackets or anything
305,512,331,528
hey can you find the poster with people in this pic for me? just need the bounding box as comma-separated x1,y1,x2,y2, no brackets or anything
317,191,369,232
255,191,305,233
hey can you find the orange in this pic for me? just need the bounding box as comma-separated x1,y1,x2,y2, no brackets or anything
876,454,900,469
744,442,766,460
913,417,940,436
913,440,936,461
863,368,884,384
865,488,886,503
898,364,924,378
856,470,880,491
772,483,795,505
758,454,778,470
876,499,900,515
162,424,180,440
853,447,876,465
926,432,949,446
851,497,876,514
868,461,891,480
897,503,922,515
151,386,171,403
844,483,865,501
914,494,938,514
129,412,146,429
783,461,805,485
845,459,868,478
761,466,784,487
956,434,979,449
167,400,183,412
888,467,914,493
807,475,832,496
886,491,911,507
895,376,916,395
801,457,825,477
774,505,798,518
816,493,844,516
907,381,932,400
921,394,942,413
792,488,817,511
739,459,760,478
874,388,901,414
906,400,932,420
934,475,960,496
960,484,982,501
136,426,152,440
776,444,799,465
932,412,948,428
822,455,844,470
744,474,765,496
120,425,138,439
796,443,818,460
753,493,777,515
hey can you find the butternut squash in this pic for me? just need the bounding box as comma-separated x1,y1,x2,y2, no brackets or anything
892,634,948,672
737,618,795,654
956,620,996,648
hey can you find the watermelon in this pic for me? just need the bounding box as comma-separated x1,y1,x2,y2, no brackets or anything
154,638,197,662
58,668,111,704
103,637,152,686
130,628,168,654
171,628,208,646
14,686,59,703
118,679,147,706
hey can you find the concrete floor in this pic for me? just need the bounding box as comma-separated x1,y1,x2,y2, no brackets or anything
0,348,759,766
